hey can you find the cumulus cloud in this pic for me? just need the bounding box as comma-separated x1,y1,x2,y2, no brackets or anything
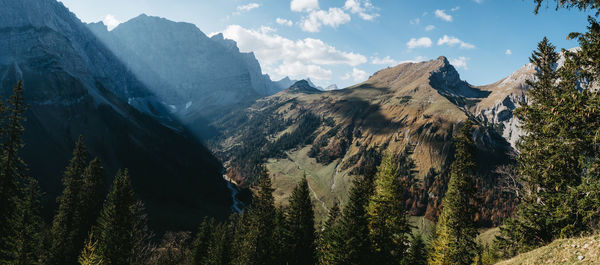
342,68,370,82
344,0,380,21
505,49,512,55
410,18,420,25
275,62,332,80
425,25,435,31
450,57,469,69
407,37,433,49
291,0,319,12
220,25,367,80
300,8,351,32
371,56,398,66
437,35,475,49
103,14,121,31
276,18,293,26
237,3,260,12
435,9,453,22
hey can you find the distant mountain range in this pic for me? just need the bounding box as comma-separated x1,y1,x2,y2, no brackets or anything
88,15,320,137
0,0,231,231
209,57,527,225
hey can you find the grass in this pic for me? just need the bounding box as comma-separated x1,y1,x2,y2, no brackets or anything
496,234,600,265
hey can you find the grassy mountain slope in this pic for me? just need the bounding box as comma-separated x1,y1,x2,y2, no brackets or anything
496,235,600,264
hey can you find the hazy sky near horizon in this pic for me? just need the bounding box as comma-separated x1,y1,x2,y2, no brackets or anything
58,0,594,88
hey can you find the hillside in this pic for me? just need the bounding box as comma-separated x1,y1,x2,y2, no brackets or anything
496,235,600,264
0,0,231,231
210,57,516,224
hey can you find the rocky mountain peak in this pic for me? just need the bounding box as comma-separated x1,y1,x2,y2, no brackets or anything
287,80,321,94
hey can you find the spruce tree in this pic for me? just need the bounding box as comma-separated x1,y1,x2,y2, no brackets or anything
96,169,138,265
366,153,410,264
405,234,427,265
429,120,478,265
79,158,105,242
317,202,343,265
14,178,44,265
272,207,290,265
286,176,316,265
49,136,90,265
338,175,373,265
79,235,103,265
231,168,277,265
0,81,26,263
203,222,234,265
191,217,215,265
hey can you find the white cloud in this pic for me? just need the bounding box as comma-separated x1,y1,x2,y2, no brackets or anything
220,25,367,80
103,14,121,31
410,18,420,25
474,0,483,3
275,62,332,80
237,3,260,12
342,68,370,82
371,56,398,66
291,0,319,12
505,49,512,55
450,6,461,12
276,18,293,26
344,0,379,21
435,9,453,22
300,8,351,32
450,57,469,69
425,25,435,31
437,35,475,49
398,56,427,64
407,37,433,49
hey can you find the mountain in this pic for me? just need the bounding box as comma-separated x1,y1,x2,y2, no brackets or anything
209,56,515,225
87,15,285,137
0,0,231,231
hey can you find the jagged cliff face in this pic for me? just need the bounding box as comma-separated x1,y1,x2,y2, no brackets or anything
211,57,514,223
0,0,230,231
88,16,282,127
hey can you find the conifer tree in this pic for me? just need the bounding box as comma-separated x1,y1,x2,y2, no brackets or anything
406,234,427,265
429,120,478,265
79,158,105,242
272,207,290,265
191,217,215,265
49,136,90,265
287,176,316,265
366,153,410,264
79,235,103,265
203,222,234,265
14,178,44,265
96,169,138,265
0,81,26,263
338,175,373,265
231,168,277,265
317,202,343,265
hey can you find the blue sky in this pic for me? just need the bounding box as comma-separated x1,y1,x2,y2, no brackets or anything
59,0,594,88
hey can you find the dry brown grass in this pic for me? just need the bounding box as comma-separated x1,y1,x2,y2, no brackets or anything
496,235,600,265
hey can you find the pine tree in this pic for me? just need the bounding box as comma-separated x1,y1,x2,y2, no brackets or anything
533,0,600,15
14,178,44,265
405,233,427,265
96,169,138,265
429,120,478,265
366,153,410,264
79,235,103,265
287,176,316,265
49,136,90,265
0,81,26,263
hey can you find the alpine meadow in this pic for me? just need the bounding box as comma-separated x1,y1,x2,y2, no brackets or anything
1,0,600,264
